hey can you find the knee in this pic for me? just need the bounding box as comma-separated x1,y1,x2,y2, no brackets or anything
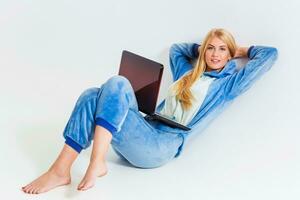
105,75,132,92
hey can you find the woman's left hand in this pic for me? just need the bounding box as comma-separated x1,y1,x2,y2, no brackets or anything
234,46,249,58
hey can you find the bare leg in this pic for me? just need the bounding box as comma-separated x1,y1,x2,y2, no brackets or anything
77,125,112,191
22,144,78,194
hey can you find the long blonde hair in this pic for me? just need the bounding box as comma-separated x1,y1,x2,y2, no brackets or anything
172,28,237,110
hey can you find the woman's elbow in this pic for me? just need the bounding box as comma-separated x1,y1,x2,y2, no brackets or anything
268,47,278,60
169,43,180,55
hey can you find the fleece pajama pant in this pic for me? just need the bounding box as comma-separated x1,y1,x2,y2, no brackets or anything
63,75,183,168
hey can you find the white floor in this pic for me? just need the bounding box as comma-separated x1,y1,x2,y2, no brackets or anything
1,71,299,200
1,23,299,200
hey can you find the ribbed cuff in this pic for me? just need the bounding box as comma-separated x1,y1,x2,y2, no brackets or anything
95,117,117,134
65,137,83,153
247,45,255,58
192,43,200,57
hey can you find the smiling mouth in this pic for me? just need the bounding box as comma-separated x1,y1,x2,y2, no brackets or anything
211,59,220,64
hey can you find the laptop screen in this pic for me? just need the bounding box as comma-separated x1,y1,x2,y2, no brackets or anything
118,50,163,114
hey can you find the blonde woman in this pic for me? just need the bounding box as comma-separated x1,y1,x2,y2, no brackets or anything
22,28,278,194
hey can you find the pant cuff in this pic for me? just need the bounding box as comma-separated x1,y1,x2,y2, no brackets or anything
65,137,83,153
95,117,118,134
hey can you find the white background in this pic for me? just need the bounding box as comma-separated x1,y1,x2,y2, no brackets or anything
0,0,299,199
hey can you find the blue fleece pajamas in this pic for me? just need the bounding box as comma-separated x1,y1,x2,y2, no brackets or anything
63,43,278,168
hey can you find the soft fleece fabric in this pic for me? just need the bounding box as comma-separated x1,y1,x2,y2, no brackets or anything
63,43,278,168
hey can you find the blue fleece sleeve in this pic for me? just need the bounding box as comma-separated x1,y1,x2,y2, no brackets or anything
169,43,200,81
224,45,278,100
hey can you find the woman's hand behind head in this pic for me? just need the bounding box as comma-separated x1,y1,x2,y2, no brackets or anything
234,46,249,58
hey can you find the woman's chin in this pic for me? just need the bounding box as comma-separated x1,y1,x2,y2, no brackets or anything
206,66,223,72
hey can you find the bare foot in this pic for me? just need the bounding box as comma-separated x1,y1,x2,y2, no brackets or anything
22,170,71,194
77,160,107,191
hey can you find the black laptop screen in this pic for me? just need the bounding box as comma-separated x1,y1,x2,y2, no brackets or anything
118,50,163,114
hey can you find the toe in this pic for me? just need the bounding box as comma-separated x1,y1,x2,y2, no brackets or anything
33,187,40,194
30,186,37,194
79,185,86,191
27,186,34,194
22,184,31,191
80,185,87,191
79,183,89,191
23,187,28,193
81,181,93,191
30,185,38,194
77,182,84,190
24,185,32,193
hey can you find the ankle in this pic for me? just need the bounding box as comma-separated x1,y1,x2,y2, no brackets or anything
90,157,106,165
48,166,70,177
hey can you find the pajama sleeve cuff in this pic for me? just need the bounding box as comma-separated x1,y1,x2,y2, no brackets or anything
192,43,200,57
247,45,255,58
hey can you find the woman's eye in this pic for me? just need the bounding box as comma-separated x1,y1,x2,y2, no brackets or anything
207,47,213,50
220,48,226,51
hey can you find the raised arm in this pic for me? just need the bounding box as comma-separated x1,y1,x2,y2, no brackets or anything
224,45,278,100
169,43,200,81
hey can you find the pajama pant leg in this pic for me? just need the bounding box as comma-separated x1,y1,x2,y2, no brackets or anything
63,75,183,168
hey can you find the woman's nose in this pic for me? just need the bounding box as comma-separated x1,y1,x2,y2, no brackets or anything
212,49,218,57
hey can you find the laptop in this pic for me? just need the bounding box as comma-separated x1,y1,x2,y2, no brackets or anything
118,50,191,131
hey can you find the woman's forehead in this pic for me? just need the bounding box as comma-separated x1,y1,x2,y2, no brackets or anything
207,36,227,47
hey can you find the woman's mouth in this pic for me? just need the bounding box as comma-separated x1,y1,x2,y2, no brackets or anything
211,59,220,64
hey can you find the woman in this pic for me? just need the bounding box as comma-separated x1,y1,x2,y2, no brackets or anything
22,28,278,194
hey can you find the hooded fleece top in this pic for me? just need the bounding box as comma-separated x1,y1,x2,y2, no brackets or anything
147,43,278,156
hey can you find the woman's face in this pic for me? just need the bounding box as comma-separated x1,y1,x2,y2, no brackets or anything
205,36,232,72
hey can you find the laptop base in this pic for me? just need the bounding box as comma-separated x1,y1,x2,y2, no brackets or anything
145,114,191,131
